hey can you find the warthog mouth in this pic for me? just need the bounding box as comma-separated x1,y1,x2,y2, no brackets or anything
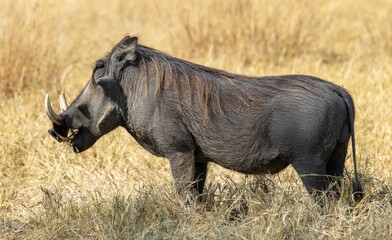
45,92,82,153
60,128,79,143
48,127,81,152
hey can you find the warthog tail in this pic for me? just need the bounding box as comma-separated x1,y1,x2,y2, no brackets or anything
338,88,364,202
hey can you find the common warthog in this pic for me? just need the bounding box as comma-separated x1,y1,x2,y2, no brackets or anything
45,36,363,203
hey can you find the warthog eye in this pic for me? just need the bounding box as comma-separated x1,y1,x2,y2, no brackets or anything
95,60,105,70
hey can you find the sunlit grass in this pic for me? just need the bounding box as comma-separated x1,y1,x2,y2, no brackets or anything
1,0,392,238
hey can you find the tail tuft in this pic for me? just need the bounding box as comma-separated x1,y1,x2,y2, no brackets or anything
353,182,364,202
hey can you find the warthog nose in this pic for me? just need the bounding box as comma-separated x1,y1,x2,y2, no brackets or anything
48,128,62,142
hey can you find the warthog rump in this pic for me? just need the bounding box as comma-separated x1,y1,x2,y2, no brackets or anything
45,36,363,204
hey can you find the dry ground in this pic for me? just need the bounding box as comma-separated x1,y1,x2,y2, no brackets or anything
1,0,392,239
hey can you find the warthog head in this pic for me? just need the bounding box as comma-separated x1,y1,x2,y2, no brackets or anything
45,36,138,153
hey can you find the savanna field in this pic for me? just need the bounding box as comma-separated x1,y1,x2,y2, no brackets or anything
1,0,392,239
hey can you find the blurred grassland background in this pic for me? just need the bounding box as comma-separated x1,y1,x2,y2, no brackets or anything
1,0,392,239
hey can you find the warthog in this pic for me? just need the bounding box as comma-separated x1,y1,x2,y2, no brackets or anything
45,36,363,203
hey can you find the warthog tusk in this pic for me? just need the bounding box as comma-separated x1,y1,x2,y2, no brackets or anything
59,92,69,113
45,93,65,126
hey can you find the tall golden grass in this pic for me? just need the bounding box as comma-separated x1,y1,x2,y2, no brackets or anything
1,0,392,238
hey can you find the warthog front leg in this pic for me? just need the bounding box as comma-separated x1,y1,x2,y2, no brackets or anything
168,151,200,205
194,162,208,200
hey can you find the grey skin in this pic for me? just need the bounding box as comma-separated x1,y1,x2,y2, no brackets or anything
46,36,363,203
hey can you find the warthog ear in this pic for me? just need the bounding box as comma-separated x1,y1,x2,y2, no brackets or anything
112,36,138,63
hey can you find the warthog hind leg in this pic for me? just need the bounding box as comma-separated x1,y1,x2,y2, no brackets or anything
291,153,330,201
326,140,349,197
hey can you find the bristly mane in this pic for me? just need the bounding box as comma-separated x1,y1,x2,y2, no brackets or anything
132,44,331,115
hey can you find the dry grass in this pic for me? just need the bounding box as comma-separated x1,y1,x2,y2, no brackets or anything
1,0,392,239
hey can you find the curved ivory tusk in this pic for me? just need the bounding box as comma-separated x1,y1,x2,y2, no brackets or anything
59,92,69,113
45,93,65,126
